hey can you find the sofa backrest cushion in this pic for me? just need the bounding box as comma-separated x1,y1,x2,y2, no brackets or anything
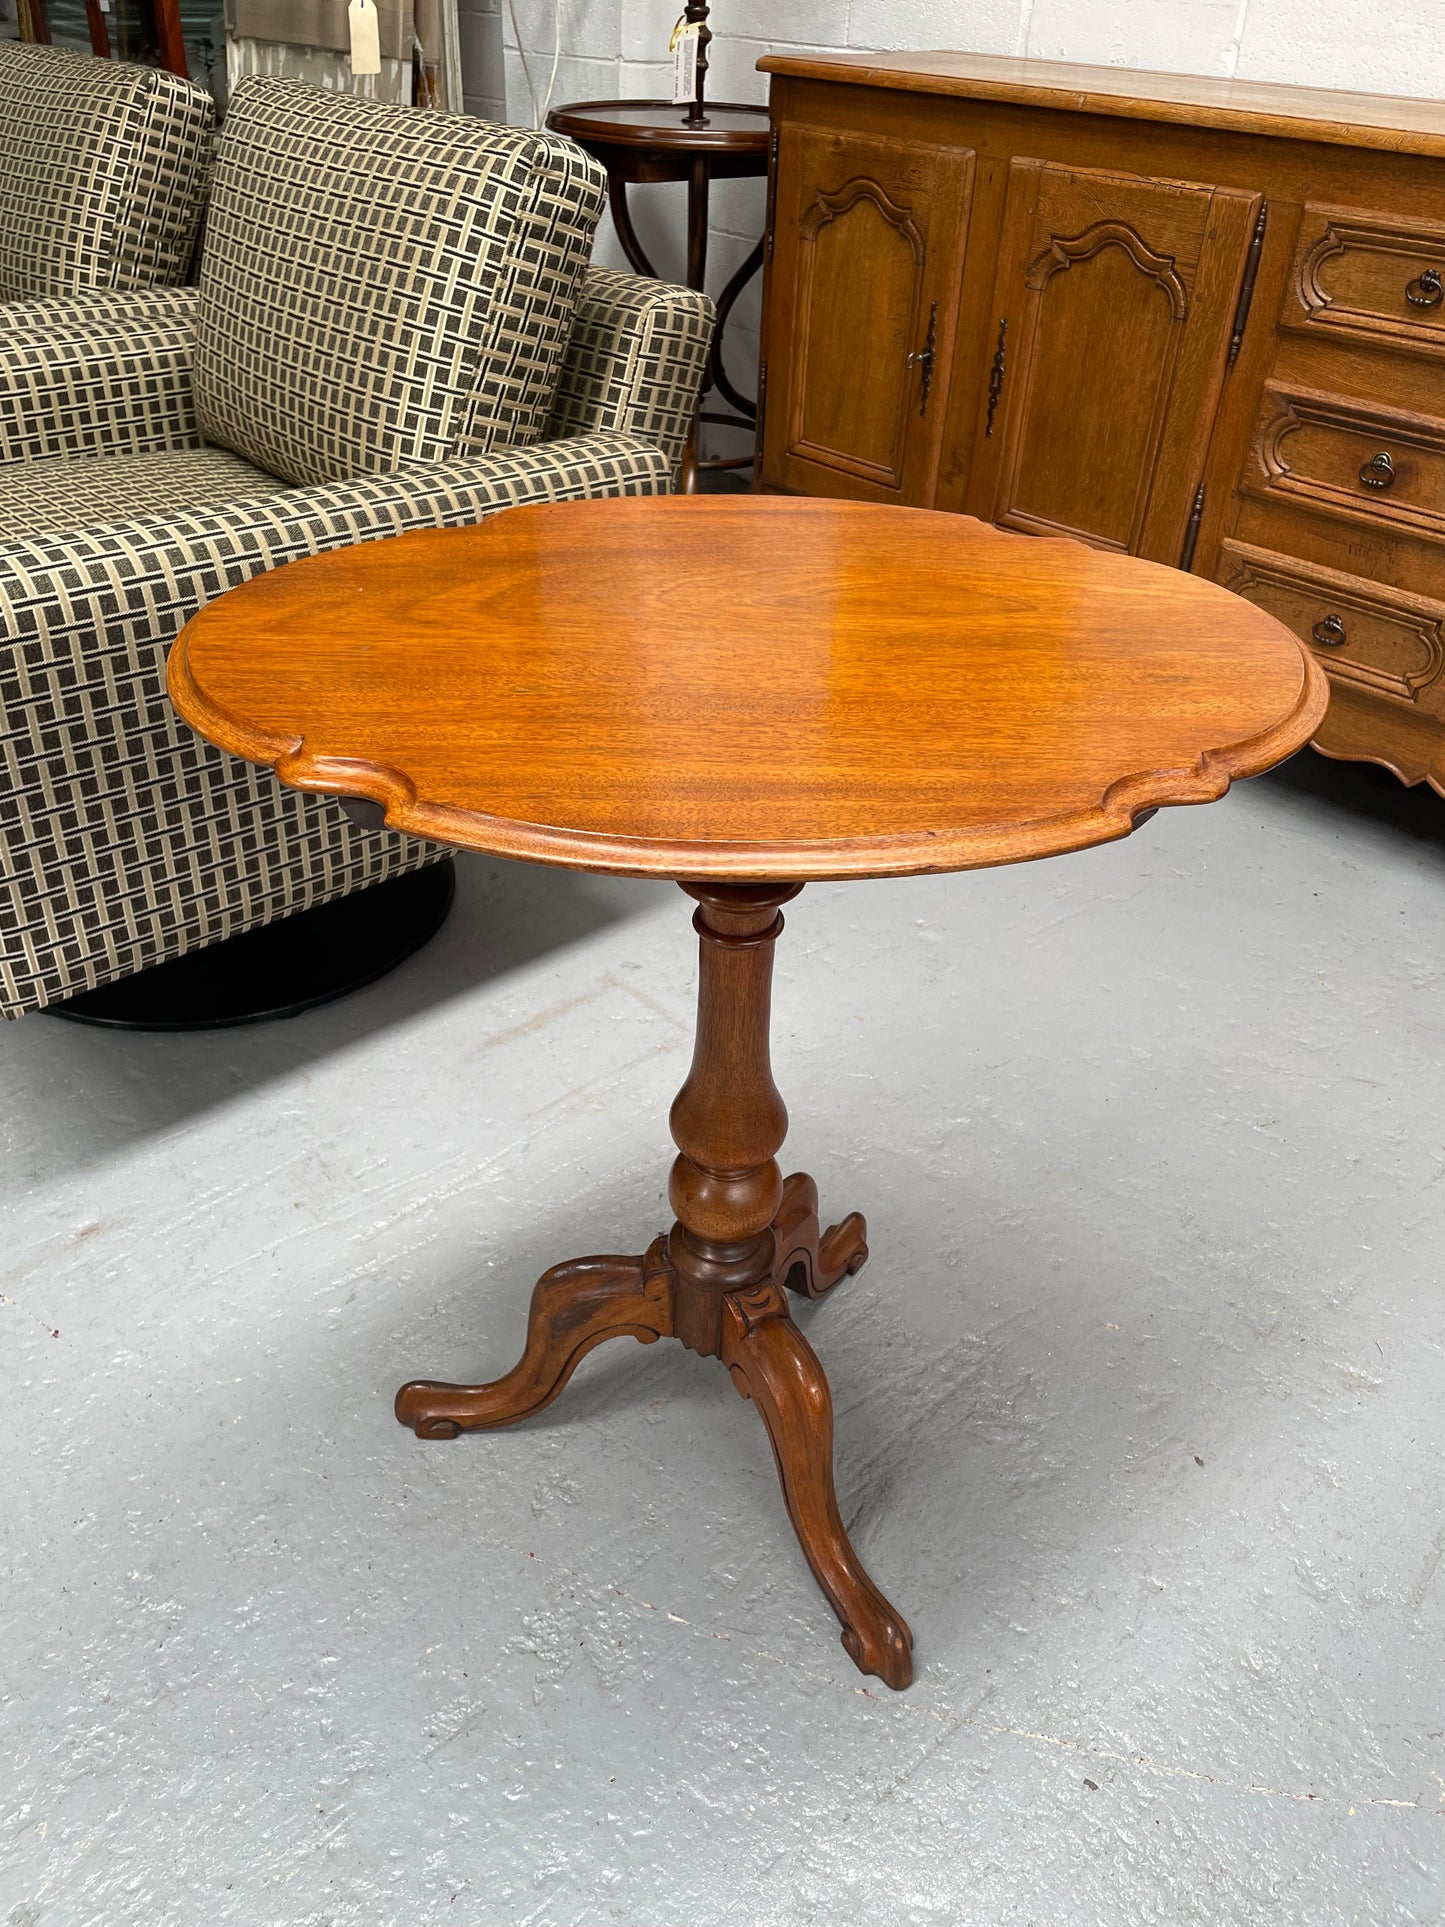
192,79,607,487
0,43,214,301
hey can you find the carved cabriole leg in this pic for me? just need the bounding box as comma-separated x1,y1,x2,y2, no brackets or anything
669,884,912,1689
396,880,913,1689
666,883,798,1357
722,1283,913,1691
394,1243,673,1438
772,1171,870,1300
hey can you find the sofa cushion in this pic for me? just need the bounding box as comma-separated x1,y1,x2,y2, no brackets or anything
192,79,607,488
0,42,214,302
0,447,282,539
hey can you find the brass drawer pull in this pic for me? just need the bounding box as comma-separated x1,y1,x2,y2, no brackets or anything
1406,267,1444,309
1358,450,1396,490
1312,612,1347,647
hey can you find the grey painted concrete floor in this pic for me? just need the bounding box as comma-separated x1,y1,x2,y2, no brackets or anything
3,753,1444,1926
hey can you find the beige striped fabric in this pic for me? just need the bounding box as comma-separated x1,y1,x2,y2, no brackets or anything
0,42,214,301
194,80,608,487
548,268,720,487
0,436,676,1017
0,273,714,1017
0,289,201,467
0,448,280,538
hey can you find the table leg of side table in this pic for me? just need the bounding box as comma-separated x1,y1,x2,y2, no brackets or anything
394,881,914,1691
678,154,711,496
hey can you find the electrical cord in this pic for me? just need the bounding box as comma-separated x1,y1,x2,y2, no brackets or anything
539,0,561,124
505,0,561,129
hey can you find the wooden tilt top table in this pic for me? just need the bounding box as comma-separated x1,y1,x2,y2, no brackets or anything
168,497,1327,1691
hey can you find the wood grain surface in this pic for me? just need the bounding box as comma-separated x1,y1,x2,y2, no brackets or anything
546,99,770,154
757,49,1445,161
168,496,1327,881
756,61,1445,797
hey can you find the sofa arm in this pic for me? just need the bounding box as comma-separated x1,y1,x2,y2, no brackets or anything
0,287,200,466
549,267,714,482
0,428,672,1017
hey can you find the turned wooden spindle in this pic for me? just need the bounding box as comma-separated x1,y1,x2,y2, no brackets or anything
666,882,798,1353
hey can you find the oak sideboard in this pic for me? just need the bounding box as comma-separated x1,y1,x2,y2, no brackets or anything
755,50,1445,791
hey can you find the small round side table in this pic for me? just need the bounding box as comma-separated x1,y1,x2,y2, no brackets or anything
167,497,1327,1692
546,99,770,492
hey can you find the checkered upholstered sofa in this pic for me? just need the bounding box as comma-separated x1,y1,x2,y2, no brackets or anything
0,78,713,1018
0,41,214,301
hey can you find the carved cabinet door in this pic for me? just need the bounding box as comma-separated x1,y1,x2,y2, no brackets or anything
964,160,1263,563
760,127,975,503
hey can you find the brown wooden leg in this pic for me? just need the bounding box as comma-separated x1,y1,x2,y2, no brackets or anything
665,884,913,1688
772,1171,869,1300
723,1281,913,1690
677,152,710,499
395,1242,673,1438
397,882,915,1689
680,431,701,496
606,175,657,279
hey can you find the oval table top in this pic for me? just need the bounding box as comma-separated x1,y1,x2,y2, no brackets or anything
168,497,1328,882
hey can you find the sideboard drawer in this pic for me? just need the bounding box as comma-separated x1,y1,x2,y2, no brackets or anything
1248,384,1445,543
1286,205,1445,359
1218,539,1445,703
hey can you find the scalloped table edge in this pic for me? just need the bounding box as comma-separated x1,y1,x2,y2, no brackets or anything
166,634,1330,882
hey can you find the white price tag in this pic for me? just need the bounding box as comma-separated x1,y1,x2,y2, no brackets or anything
348,0,381,75
671,22,699,107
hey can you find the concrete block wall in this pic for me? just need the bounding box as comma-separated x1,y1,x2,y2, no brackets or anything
458,0,507,121
501,1,1445,455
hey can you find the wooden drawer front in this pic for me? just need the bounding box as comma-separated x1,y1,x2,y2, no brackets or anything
1218,539,1445,703
1249,384,1445,543
1287,206,1445,359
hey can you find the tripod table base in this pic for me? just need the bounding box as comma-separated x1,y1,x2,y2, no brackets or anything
397,880,915,1689
396,1169,912,1691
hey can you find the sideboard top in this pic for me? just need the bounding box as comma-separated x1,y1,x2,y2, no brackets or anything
758,49,1445,160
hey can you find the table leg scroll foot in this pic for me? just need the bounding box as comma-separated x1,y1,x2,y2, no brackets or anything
722,1282,913,1690
773,1171,869,1301
395,1242,674,1438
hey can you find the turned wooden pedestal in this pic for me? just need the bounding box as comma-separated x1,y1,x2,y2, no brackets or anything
395,879,911,1686
167,494,1326,1691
